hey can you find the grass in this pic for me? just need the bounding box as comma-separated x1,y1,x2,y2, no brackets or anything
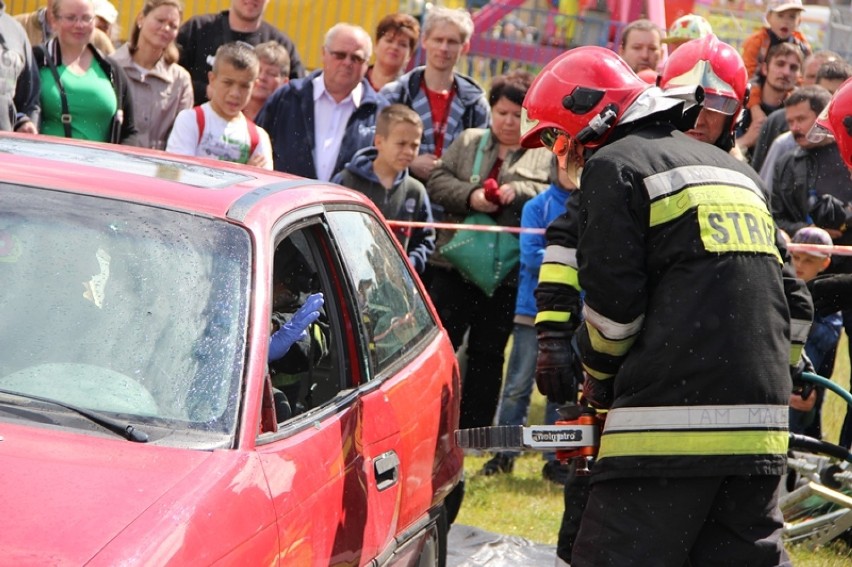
455,335,852,565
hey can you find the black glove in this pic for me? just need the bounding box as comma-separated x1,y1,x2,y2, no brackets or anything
790,354,815,400
535,333,581,405
808,273,852,316
581,373,614,410
809,194,849,230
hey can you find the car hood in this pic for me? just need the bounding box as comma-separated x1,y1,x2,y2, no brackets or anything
0,422,218,564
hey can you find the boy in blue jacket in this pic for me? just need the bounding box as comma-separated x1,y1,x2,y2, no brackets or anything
332,104,436,274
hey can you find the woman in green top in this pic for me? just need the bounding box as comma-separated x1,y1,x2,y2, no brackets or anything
35,0,137,144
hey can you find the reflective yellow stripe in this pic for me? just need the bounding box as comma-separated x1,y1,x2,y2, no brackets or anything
587,323,637,356
599,430,789,458
648,184,767,227
790,344,804,366
535,310,571,325
539,263,579,290
582,363,615,380
698,204,781,261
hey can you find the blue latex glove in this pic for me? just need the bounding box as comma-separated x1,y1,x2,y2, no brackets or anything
268,293,324,361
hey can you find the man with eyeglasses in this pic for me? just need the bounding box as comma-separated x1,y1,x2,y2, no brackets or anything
256,23,388,181
177,0,304,106
14,0,114,55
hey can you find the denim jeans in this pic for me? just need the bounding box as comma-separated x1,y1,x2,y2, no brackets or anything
495,323,561,459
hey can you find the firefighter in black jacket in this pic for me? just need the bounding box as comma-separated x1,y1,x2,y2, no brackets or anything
520,46,813,565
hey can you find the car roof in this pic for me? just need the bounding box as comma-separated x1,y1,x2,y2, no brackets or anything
0,134,367,220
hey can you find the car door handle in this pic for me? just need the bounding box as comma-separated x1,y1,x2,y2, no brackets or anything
374,450,400,491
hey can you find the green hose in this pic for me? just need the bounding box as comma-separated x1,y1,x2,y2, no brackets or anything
801,371,852,407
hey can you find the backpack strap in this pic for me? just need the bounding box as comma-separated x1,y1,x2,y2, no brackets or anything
246,118,260,156
195,106,260,160
194,105,205,145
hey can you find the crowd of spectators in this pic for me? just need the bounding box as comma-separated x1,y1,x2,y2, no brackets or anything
3,0,852,472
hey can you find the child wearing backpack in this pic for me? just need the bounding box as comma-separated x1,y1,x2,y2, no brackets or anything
167,42,272,169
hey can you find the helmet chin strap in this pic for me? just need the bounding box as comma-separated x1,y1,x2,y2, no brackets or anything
575,104,618,145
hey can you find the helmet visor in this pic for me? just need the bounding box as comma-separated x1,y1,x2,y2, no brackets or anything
808,105,834,144
703,92,740,115
807,122,834,145
665,60,740,114
539,128,572,155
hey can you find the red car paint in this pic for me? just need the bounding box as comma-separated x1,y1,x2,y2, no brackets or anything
0,134,462,566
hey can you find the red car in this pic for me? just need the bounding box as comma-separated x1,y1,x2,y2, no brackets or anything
0,134,463,566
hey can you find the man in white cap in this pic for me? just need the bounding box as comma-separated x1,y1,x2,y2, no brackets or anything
92,0,118,45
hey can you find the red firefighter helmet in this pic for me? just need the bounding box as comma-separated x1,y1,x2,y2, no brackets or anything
808,77,852,169
659,34,748,122
520,46,651,149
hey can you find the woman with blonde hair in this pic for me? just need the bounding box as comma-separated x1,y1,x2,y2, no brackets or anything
111,0,193,149
34,0,137,143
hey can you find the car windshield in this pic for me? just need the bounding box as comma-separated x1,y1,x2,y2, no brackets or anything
0,185,251,447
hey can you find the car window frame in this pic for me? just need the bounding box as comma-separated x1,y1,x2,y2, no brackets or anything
255,204,440,445
323,207,440,383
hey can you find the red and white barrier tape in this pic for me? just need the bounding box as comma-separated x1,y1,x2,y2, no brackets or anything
387,221,852,256
387,220,545,235
787,243,852,257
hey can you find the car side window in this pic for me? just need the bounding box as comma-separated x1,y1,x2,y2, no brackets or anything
269,229,340,421
326,210,435,377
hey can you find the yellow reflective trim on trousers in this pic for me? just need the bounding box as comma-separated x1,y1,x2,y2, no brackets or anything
535,310,571,325
598,430,789,458
539,263,579,290
587,323,637,356
648,184,767,227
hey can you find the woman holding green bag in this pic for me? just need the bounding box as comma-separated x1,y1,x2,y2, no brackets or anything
426,69,553,430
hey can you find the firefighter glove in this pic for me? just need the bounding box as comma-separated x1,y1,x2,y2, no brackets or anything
808,273,852,317
790,353,815,400
581,373,614,410
536,334,580,404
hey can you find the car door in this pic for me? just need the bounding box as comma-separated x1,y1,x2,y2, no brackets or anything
255,210,403,566
324,209,462,563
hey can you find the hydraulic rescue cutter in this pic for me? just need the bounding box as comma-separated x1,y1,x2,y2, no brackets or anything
454,405,605,474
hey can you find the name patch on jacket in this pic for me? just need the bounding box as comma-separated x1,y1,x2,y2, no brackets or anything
698,204,780,259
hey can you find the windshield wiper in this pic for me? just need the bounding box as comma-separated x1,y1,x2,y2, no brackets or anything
0,388,149,442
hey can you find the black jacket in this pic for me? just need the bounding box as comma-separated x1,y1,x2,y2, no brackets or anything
538,121,812,481
771,142,852,272
177,11,304,106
